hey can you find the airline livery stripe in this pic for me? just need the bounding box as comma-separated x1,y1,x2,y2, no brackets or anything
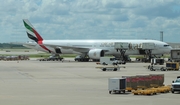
27,32,38,42
23,20,50,52
38,40,51,53
23,20,33,33
32,28,43,41
23,20,43,41
26,32,50,52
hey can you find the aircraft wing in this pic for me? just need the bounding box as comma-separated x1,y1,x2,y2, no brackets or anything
23,43,37,48
42,44,109,52
9,41,37,48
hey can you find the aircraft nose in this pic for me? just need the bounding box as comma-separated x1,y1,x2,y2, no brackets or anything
169,45,173,49
167,46,173,53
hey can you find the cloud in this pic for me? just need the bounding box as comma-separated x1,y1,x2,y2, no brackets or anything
0,0,180,43
133,0,180,19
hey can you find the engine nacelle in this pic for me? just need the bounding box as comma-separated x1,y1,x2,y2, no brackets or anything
88,49,104,59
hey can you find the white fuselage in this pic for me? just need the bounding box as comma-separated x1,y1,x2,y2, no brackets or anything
26,39,172,56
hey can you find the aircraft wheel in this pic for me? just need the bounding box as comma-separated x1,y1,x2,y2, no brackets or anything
102,68,106,71
113,68,117,71
160,67,164,71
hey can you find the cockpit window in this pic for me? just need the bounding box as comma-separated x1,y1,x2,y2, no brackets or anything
164,45,170,47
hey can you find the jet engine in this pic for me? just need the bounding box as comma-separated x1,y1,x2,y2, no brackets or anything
88,49,105,59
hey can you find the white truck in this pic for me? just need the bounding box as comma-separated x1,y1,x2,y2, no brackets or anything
100,57,121,65
171,76,180,93
96,57,126,71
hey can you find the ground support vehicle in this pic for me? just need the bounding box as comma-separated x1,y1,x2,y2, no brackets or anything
39,57,63,61
171,76,180,93
122,74,165,94
132,89,157,95
74,55,90,62
96,57,126,71
132,85,171,95
148,65,167,71
151,58,164,65
148,62,179,71
100,57,125,65
96,64,125,71
166,62,179,70
0,56,6,60
18,55,29,60
108,78,126,94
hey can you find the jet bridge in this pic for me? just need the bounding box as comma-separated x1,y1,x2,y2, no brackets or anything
114,42,129,63
138,42,155,62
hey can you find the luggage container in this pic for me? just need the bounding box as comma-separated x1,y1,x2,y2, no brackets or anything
149,74,160,87
166,62,179,70
136,74,150,89
122,75,135,91
108,78,126,94
144,74,151,88
157,74,164,86
149,74,164,87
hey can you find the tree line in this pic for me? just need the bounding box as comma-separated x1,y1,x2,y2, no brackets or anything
0,43,27,49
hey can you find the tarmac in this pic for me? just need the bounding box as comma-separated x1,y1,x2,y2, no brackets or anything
0,56,180,105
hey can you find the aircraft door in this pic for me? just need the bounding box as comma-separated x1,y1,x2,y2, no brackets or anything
139,50,146,54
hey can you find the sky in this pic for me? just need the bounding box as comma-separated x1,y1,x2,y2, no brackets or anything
0,0,180,43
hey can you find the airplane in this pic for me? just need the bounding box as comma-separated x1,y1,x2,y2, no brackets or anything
10,41,55,55
23,19,172,62
23,41,49,52
22,41,61,58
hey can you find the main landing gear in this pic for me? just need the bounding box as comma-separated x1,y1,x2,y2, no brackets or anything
116,49,127,64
